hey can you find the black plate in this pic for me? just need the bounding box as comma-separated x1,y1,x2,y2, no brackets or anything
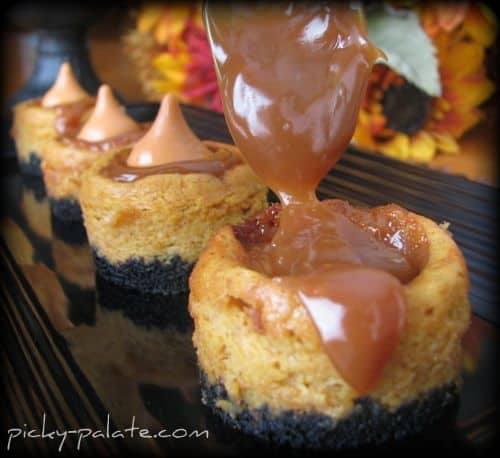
0,104,498,456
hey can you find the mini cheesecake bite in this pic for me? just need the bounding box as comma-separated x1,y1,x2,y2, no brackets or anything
189,3,470,449
11,62,94,176
80,94,268,295
41,84,147,221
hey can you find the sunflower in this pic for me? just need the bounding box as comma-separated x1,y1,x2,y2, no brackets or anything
124,2,496,161
122,2,222,111
352,2,497,162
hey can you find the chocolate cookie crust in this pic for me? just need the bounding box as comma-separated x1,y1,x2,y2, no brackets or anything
93,251,194,295
200,371,459,451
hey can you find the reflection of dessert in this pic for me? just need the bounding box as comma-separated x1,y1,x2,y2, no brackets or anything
20,184,52,241
42,85,147,222
96,274,191,332
190,4,470,449
52,238,95,289
11,62,94,176
80,94,267,294
0,218,34,265
21,264,73,332
52,237,96,326
50,211,88,246
63,302,200,440
21,173,47,201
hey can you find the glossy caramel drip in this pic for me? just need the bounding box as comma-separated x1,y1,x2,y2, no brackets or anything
41,62,92,108
102,146,241,182
247,201,420,283
277,264,406,393
77,85,141,142
206,3,429,392
236,201,429,283
126,94,208,167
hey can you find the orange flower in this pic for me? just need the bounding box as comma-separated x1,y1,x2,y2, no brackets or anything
124,2,222,111
420,1,469,36
353,2,496,162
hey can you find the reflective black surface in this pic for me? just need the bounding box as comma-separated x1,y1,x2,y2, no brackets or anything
1,104,498,456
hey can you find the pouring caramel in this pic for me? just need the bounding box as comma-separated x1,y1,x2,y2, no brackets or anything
206,3,428,393
206,3,383,204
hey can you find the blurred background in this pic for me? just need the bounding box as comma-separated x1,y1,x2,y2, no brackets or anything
2,1,497,184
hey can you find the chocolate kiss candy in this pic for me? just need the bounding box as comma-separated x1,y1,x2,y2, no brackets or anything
77,85,140,142
41,62,91,108
126,94,208,167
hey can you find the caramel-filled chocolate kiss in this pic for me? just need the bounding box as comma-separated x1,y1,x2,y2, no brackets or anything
101,94,240,182
126,94,208,167
206,3,429,393
41,62,92,108
77,85,140,142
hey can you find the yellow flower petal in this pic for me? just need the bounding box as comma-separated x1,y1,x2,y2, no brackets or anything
137,4,165,33
352,125,377,150
161,69,187,84
441,41,485,79
430,132,460,155
378,134,411,160
152,79,183,94
153,52,189,70
445,77,495,111
166,6,191,37
153,6,191,46
154,18,171,45
463,4,498,47
432,107,482,138
409,131,437,162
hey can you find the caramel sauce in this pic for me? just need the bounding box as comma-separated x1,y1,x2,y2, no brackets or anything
206,3,429,392
101,146,242,182
246,201,427,284
53,99,95,137
277,264,406,393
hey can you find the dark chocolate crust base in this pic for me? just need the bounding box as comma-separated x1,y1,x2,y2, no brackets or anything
49,197,83,222
50,198,87,245
21,173,46,200
200,371,460,451
51,217,87,246
95,274,192,332
18,152,42,176
93,251,194,296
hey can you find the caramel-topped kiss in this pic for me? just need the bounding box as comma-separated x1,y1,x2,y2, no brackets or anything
77,85,140,142
41,62,91,108
126,94,208,167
